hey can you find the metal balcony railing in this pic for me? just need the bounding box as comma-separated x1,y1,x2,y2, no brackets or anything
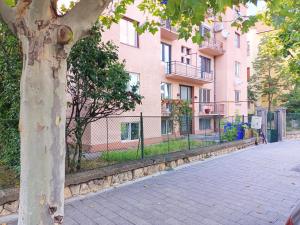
199,37,224,54
165,61,214,83
160,19,177,33
197,102,225,115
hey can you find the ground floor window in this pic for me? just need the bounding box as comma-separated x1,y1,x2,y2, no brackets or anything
161,119,173,135
199,118,211,130
121,122,140,140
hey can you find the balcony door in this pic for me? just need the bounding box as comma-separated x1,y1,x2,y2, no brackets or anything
199,56,211,79
180,85,192,134
161,42,171,73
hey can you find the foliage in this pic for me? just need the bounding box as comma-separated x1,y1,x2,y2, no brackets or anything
265,0,300,81
248,34,291,111
66,23,142,172
281,82,300,113
0,20,22,173
100,0,262,44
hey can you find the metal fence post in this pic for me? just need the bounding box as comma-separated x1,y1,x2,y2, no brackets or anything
140,112,144,159
218,115,222,144
187,114,191,150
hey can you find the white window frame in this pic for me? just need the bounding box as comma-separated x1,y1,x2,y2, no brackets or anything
120,18,138,47
161,82,172,99
234,61,240,77
121,122,140,141
161,119,173,135
234,32,240,48
127,72,140,93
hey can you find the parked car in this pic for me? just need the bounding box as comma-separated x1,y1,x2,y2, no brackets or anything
286,203,300,225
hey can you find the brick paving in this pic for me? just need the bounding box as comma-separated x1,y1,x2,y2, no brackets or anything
7,140,300,225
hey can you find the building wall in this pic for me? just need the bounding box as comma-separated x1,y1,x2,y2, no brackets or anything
85,4,249,150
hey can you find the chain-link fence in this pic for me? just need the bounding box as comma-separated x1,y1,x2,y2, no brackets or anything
286,113,300,132
0,114,254,188
65,114,254,173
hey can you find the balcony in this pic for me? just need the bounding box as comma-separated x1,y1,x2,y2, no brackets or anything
160,20,178,41
198,103,225,116
165,61,213,84
199,38,225,56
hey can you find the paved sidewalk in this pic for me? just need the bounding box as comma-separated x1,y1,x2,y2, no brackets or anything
8,140,300,225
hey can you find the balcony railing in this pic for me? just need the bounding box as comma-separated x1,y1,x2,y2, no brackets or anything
161,19,177,32
160,19,178,40
199,38,224,56
165,61,213,84
198,103,225,115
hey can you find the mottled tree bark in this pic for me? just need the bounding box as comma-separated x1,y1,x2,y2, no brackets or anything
0,0,112,224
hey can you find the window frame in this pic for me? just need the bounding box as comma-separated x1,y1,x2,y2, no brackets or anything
161,42,171,63
161,82,172,99
161,119,173,135
121,122,140,141
120,17,139,47
234,61,240,77
199,118,211,130
234,32,240,48
127,72,140,94
235,90,241,103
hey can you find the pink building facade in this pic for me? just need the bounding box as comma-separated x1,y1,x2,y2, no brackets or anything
84,4,249,150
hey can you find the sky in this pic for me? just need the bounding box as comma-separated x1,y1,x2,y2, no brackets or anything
57,0,266,16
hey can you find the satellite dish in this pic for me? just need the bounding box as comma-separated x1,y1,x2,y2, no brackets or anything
221,29,230,39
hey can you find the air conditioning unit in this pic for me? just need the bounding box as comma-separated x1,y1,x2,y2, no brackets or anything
213,22,224,32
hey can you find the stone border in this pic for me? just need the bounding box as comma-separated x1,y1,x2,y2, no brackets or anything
0,138,256,217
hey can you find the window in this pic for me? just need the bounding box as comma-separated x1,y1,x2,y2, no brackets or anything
181,46,185,53
234,61,240,77
247,41,250,56
121,122,140,140
235,90,241,103
247,67,250,81
186,58,190,65
120,18,138,47
201,56,211,73
199,89,211,103
181,57,185,63
161,43,171,62
127,72,140,93
161,119,173,135
234,32,240,48
199,88,210,112
161,83,171,99
186,48,191,55
200,24,210,38
199,119,211,130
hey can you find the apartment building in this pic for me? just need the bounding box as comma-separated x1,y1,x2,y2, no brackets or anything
84,3,248,151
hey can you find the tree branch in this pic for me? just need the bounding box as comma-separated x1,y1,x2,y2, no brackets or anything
0,0,16,34
59,0,112,42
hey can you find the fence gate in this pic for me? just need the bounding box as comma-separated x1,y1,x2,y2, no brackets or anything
267,111,279,143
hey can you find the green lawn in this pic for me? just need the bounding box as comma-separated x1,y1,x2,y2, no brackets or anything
100,138,216,163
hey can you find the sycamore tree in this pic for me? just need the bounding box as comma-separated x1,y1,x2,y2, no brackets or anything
0,0,280,224
66,24,141,173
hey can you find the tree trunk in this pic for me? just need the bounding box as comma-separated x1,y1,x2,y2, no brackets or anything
18,43,67,225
